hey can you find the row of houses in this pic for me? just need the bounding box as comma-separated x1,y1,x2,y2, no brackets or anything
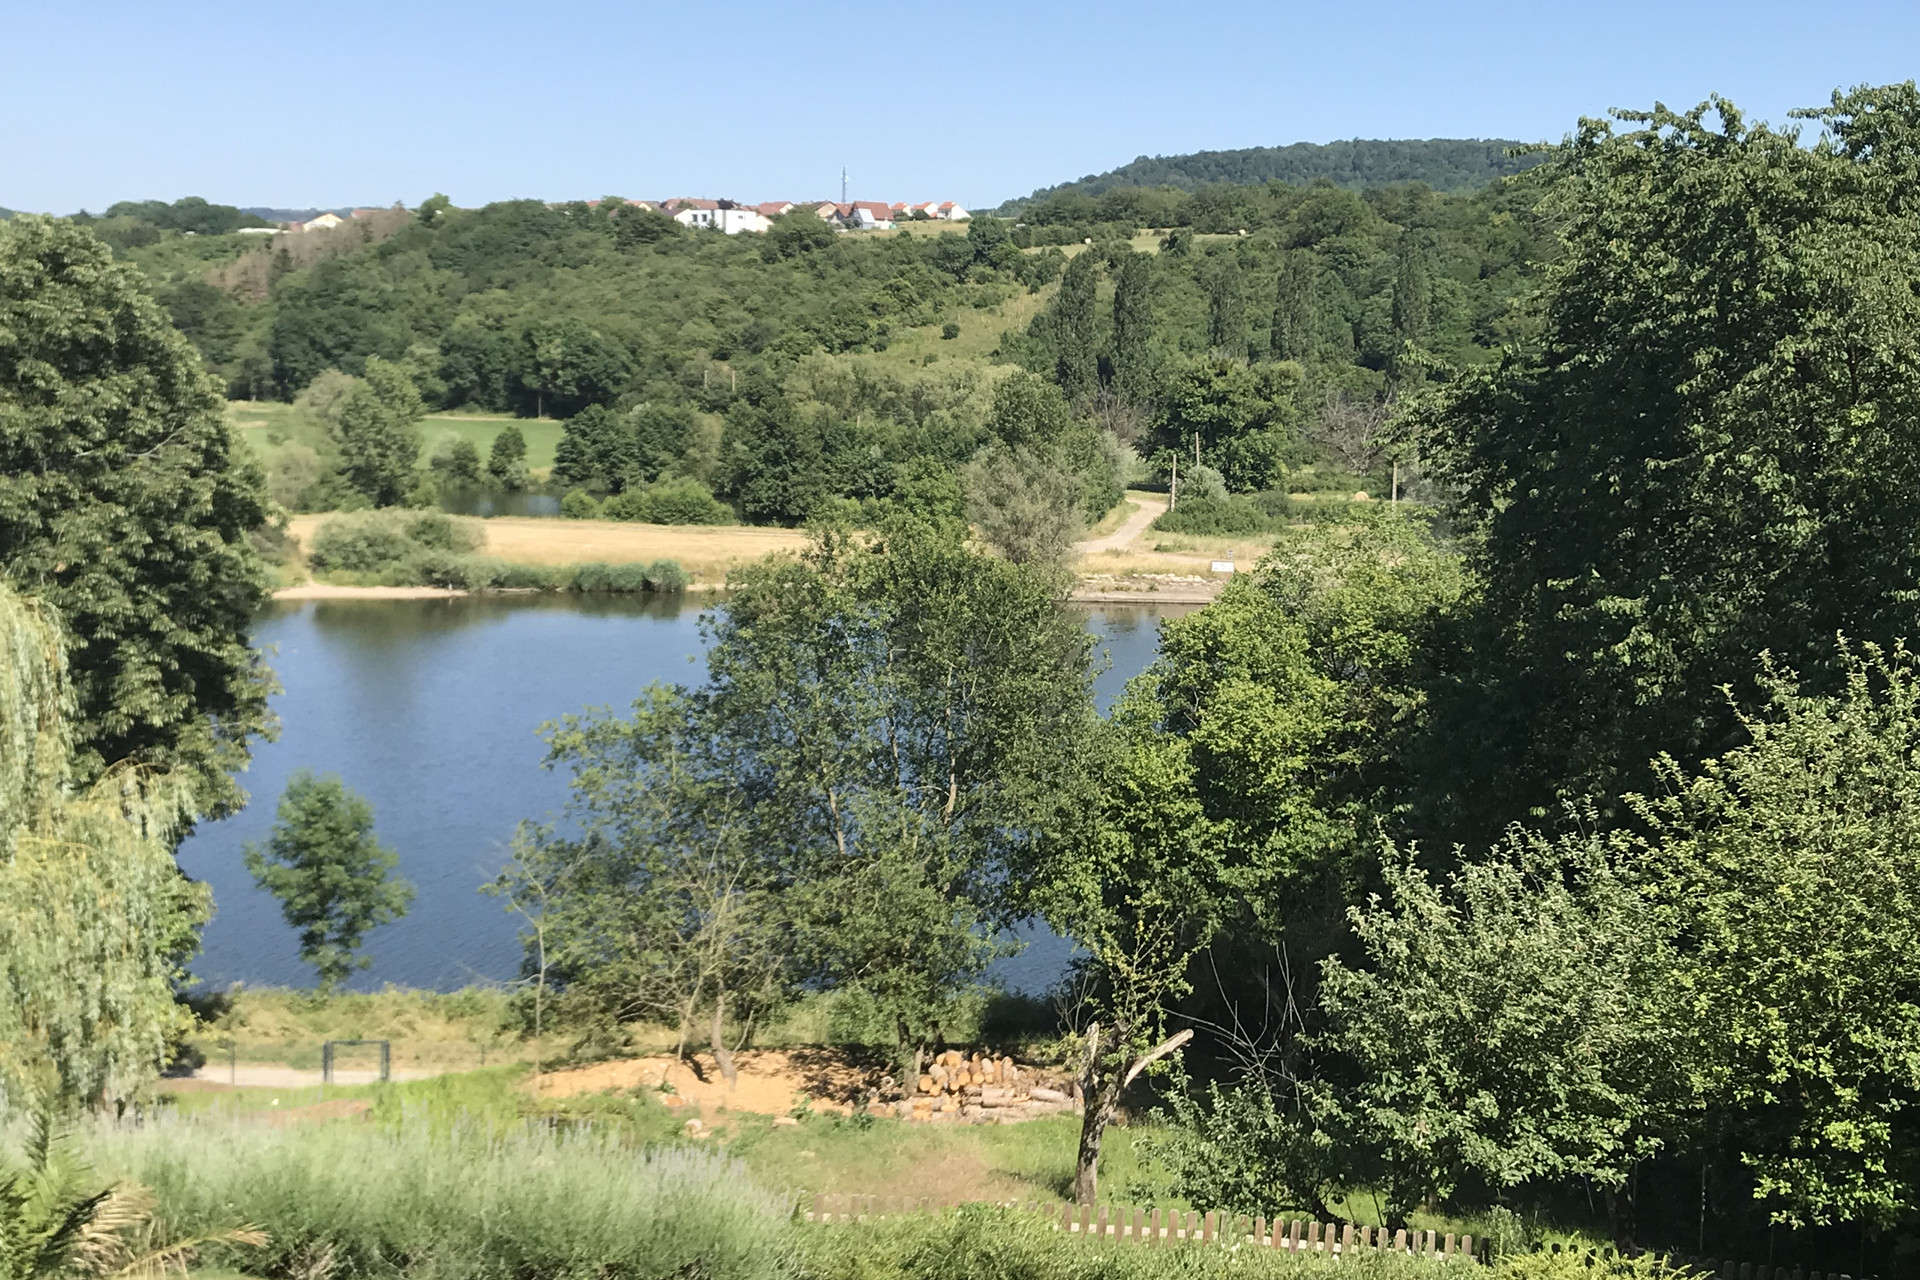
283,198,972,237
628,197,970,235
284,207,395,233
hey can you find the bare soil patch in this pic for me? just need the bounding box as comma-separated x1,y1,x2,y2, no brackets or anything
531,1048,887,1116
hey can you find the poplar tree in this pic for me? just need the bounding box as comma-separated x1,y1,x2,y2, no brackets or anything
1205,256,1246,356
1110,251,1157,404
1268,250,1317,362
1047,252,1100,404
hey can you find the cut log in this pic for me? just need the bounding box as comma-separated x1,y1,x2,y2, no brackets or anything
1030,1086,1070,1103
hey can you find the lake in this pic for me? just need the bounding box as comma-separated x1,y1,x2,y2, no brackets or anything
176,595,1193,995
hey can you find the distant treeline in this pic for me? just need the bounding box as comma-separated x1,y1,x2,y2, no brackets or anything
999,137,1545,213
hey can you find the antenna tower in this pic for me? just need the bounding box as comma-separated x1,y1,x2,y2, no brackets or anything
841,166,848,204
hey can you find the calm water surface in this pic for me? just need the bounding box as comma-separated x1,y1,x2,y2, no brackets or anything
176,596,1192,994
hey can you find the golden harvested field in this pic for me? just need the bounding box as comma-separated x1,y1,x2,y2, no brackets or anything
286,514,810,585
474,518,810,580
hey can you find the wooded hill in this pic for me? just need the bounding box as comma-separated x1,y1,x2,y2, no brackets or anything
95,174,1554,523
998,138,1545,213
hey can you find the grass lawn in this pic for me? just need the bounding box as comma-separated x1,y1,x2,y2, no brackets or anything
226,402,563,476
840,284,1053,382
420,411,563,474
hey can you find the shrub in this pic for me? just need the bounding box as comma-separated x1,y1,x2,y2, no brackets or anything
308,513,419,572
568,560,689,594
941,322,961,340
645,559,690,592
403,510,482,553
1151,494,1270,536
560,488,600,519
600,490,645,521
92,1114,796,1280
642,476,733,524
308,511,484,578
795,1205,1435,1280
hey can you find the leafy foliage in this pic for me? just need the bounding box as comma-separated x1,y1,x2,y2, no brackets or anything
0,587,209,1110
1425,87,1920,823
245,772,415,992
0,217,272,815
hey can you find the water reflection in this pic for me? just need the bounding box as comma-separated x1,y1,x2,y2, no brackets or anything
179,596,1195,993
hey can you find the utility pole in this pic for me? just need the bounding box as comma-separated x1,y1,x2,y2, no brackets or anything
1193,431,1200,469
1392,459,1399,508
1169,452,1179,510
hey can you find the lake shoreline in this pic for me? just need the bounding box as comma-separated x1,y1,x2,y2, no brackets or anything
272,578,1224,605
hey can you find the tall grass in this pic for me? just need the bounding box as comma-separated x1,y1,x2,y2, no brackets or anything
90,1113,796,1280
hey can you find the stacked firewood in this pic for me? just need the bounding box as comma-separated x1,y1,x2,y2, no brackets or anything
894,1050,1078,1124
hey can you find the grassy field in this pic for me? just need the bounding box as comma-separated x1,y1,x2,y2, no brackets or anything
144,1064,1577,1250
227,401,565,475
833,282,1054,381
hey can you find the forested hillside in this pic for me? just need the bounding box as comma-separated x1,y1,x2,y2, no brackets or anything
1000,137,1544,212
107,175,1552,529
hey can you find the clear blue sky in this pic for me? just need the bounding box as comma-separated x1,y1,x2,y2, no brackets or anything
6,0,1917,214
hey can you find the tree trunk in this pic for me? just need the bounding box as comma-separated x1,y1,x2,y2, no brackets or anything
895,1016,925,1092
711,990,738,1087
1074,1077,1120,1204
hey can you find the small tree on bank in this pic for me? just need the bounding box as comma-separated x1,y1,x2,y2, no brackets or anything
336,357,423,506
488,424,530,491
246,771,414,992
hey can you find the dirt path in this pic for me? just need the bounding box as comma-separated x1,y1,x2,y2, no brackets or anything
1076,492,1168,555
182,1064,445,1088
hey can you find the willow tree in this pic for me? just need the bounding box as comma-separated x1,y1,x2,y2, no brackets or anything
0,586,209,1112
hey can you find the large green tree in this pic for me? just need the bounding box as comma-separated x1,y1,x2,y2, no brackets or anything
245,771,414,992
0,217,272,815
1426,86,1920,827
500,688,788,1084
526,524,1098,1081
1634,642,1920,1232
335,355,423,507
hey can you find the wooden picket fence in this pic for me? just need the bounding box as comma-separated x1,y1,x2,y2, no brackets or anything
805,1193,1472,1259
803,1195,1882,1277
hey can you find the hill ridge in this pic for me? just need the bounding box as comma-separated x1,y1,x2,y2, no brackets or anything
1000,136,1546,212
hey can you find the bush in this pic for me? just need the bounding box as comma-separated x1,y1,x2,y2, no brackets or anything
1151,494,1271,536
307,511,483,573
560,488,600,519
568,560,689,594
308,514,418,573
1151,492,1392,535
603,477,733,525
93,1114,796,1280
795,1206,1436,1280
941,322,961,340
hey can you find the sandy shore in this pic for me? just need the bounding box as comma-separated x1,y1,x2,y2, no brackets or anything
275,579,1222,605
273,584,466,601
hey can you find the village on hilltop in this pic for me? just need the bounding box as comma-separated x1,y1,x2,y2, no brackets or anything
280,198,969,236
